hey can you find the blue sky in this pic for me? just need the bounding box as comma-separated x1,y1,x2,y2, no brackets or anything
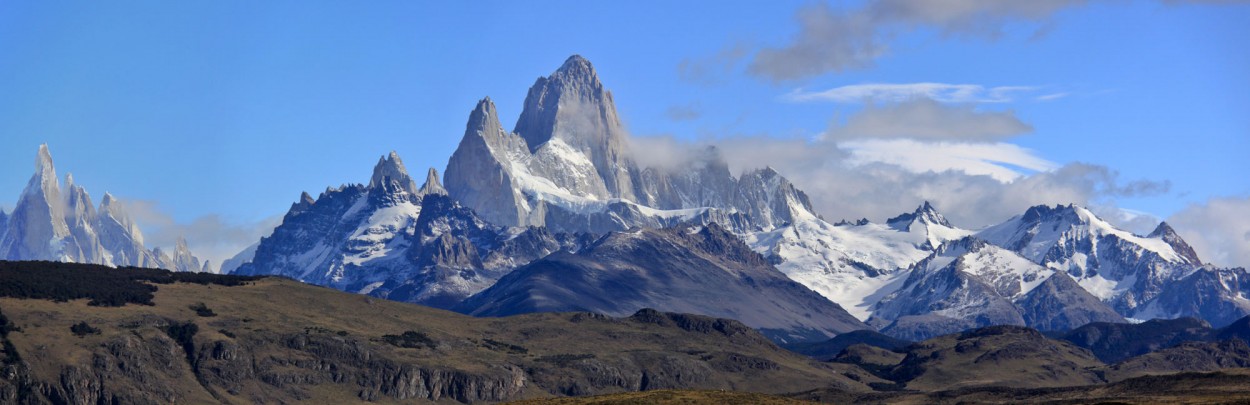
1,1,1247,266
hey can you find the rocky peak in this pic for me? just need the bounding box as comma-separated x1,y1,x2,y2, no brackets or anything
514,55,612,152
887,201,952,231
97,192,129,225
513,55,634,198
933,236,990,258
834,218,871,226
368,151,418,196
1021,204,1084,225
289,191,316,215
419,167,447,196
64,174,96,220
1149,221,1202,264
444,97,528,227
25,144,63,212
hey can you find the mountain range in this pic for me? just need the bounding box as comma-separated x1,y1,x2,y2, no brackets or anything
0,145,210,273
5,261,1250,403
7,55,1249,344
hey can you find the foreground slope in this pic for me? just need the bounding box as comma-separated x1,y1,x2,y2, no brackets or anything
0,261,874,403
454,223,869,342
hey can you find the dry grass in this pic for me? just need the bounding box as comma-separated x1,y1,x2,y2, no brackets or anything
507,389,813,404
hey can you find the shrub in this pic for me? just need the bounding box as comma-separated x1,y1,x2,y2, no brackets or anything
70,321,100,337
189,302,216,317
381,331,436,349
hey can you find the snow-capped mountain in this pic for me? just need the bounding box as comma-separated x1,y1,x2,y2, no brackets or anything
443,55,812,234
745,202,973,320
975,204,1248,323
223,55,1247,338
0,144,211,272
455,223,870,343
869,237,1124,340
232,151,593,308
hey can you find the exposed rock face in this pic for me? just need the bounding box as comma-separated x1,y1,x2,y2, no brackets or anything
234,153,593,309
455,223,870,343
1017,271,1126,332
744,202,973,322
443,56,816,235
870,237,1124,340
0,145,208,272
978,204,1196,313
514,55,636,201
977,204,1250,326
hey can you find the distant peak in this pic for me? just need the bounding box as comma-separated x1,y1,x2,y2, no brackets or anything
558,54,594,73
419,167,447,196
515,55,617,151
1148,221,1177,238
1148,220,1202,264
35,143,56,178
1021,204,1085,224
471,96,497,117
369,151,418,196
887,201,952,231
37,143,53,166
300,191,315,205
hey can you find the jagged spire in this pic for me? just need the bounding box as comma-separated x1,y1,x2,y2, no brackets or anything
419,167,447,196
368,151,418,196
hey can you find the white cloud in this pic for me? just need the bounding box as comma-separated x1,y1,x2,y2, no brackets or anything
865,0,1088,37
631,133,1168,230
748,3,884,81
120,199,280,268
826,97,1033,141
1168,196,1250,268
841,139,1057,182
746,1,1088,81
1036,92,1070,101
665,102,702,122
786,83,1036,104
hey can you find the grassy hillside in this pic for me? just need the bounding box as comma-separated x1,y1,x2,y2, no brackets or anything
0,261,876,403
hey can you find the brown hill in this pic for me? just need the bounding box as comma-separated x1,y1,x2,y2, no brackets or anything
0,262,876,404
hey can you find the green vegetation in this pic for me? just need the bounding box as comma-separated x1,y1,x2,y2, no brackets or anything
509,389,812,404
0,307,20,364
380,330,435,349
0,260,264,306
189,302,216,317
70,321,100,337
482,338,528,354
166,321,199,362
535,353,596,365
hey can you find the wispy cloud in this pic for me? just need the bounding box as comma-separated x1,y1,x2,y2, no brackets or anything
841,139,1057,182
1168,196,1250,268
825,97,1032,142
786,83,1037,104
120,199,280,268
629,133,1169,229
746,1,1089,81
664,102,702,122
